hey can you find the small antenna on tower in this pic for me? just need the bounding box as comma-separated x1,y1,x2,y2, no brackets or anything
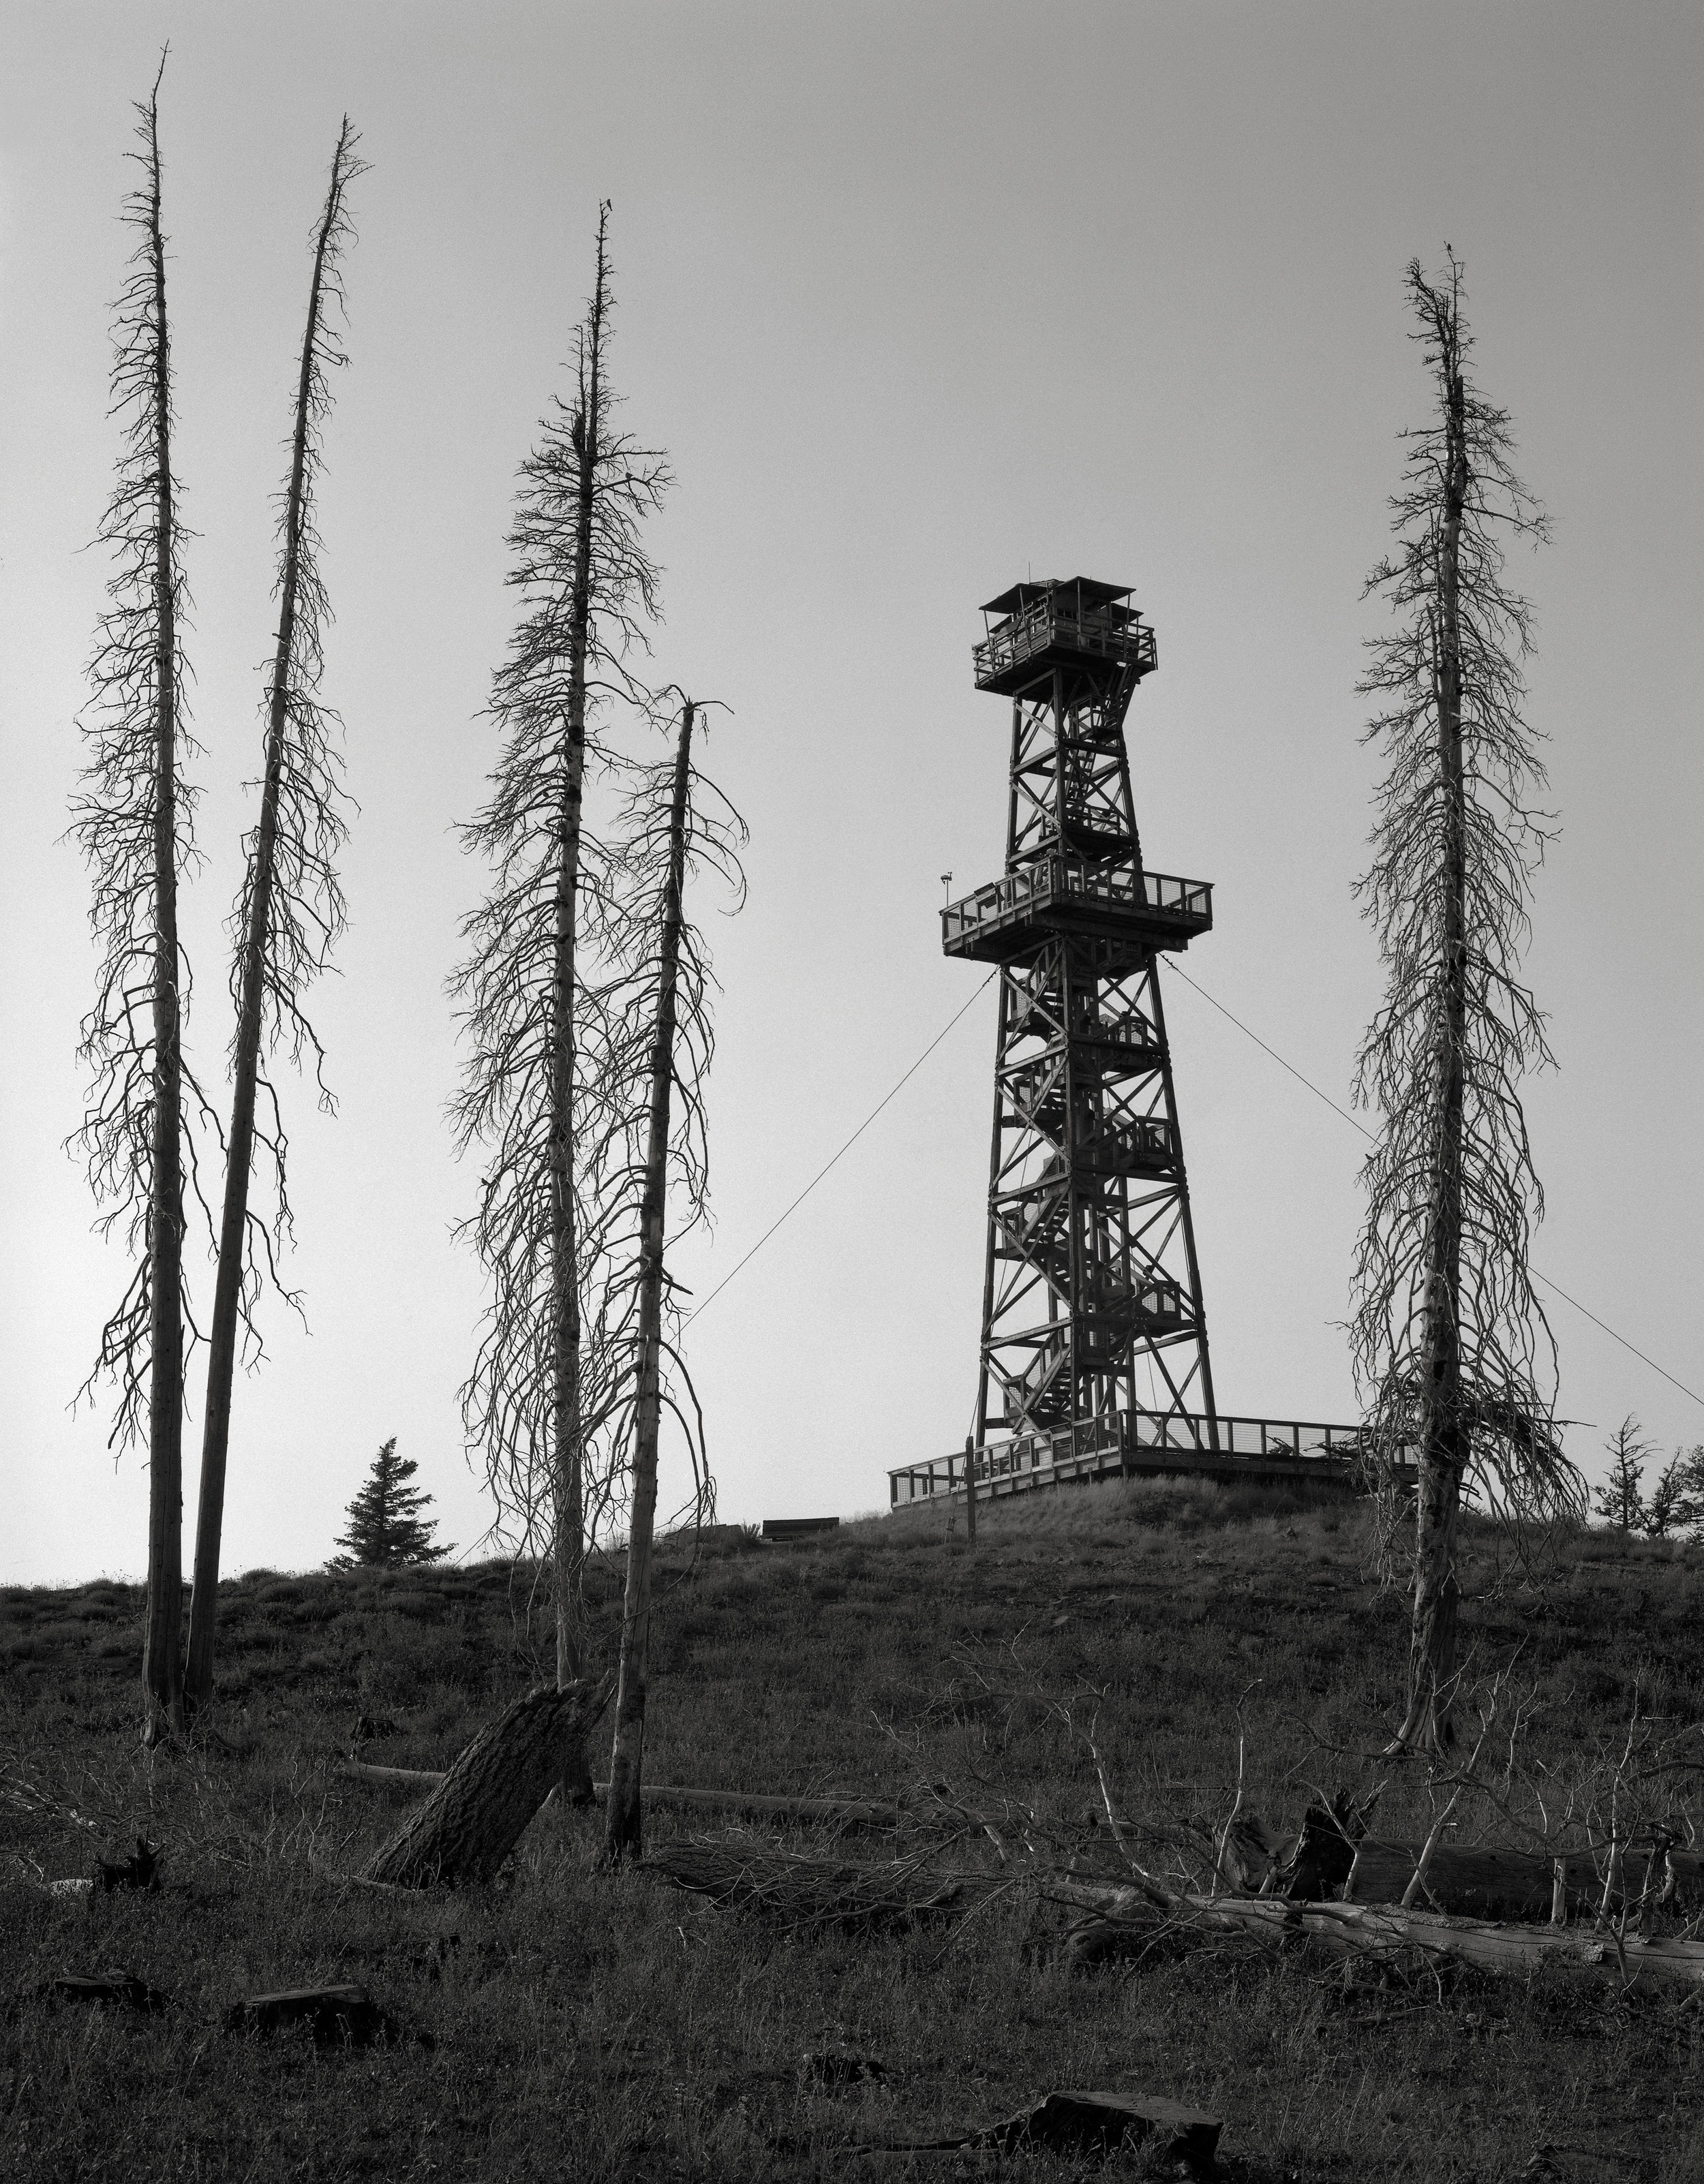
941,871,954,902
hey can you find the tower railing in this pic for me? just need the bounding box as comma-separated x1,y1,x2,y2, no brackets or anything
889,1409,1390,1506
1076,1114,1176,1175
974,600,1157,688
942,857,1213,950
1069,1013,1163,1055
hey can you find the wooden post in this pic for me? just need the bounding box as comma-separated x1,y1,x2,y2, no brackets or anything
963,1435,977,1554
1551,1858,1567,1925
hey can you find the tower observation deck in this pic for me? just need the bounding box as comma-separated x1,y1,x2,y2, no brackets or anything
890,577,1375,1511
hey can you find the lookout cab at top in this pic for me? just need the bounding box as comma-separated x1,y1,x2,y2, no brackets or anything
971,575,1158,700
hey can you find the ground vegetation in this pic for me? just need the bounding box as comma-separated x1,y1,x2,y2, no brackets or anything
5,1480,1702,2181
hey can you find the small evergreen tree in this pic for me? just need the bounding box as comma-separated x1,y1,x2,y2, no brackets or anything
1592,1417,1649,1533
331,1439,450,1567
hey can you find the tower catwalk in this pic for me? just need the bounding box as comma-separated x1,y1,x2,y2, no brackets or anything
942,577,1219,1451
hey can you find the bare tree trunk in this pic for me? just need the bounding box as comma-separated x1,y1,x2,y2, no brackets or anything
141,97,184,1746
1397,340,1470,1755
186,784,273,1713
186,126,356,1718
549,208,611,1804
605,703,694,1862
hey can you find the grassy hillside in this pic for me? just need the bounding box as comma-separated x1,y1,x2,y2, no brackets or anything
4,1477,1703,2182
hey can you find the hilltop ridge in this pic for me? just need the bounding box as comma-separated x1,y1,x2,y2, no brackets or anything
5,1477,1703,2183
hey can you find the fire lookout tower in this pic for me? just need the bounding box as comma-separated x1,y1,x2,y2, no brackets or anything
943,576,1217,1450
888,579,1378,1512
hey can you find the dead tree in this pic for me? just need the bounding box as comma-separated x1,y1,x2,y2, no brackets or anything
70,60,202,1742
1592,1417,1652,1535
601,701,746,1862
185,122,366,1717
1350,251,1579,1753
451,204,670,1798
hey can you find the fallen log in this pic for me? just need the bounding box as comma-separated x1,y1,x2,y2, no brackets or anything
1046,1875,1704,1996
40,1970,171,2013
363,1676,613,1888
225,1984,404,2046
339,1761,444,1788
1345,1841,1704,1920
340,1762,894,1828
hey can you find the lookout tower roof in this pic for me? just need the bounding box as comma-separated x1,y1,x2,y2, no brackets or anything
980,576,1134,617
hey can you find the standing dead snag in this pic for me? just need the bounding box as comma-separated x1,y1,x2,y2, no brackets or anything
602,702,746,1862
1351,252,1579,1753
603,707,696,1865
70,60,200,1742
186,123,366,1718
1592,1417,1652,1535
451,204,671,1799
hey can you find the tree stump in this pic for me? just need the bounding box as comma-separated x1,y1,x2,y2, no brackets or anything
97,1837,159,1892
1275,1792,1376,1900
977,2091,1219,2166
860,2091,1220,2168
363,1675,613,1888
225,1985,399,2046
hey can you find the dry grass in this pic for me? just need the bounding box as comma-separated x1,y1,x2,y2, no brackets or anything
4,1478,1704,2181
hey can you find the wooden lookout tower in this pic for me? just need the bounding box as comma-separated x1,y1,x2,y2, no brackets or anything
890,579,1378,1511
944,576,1217,1450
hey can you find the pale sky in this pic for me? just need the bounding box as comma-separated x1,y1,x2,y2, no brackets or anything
3,1,1700,1583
